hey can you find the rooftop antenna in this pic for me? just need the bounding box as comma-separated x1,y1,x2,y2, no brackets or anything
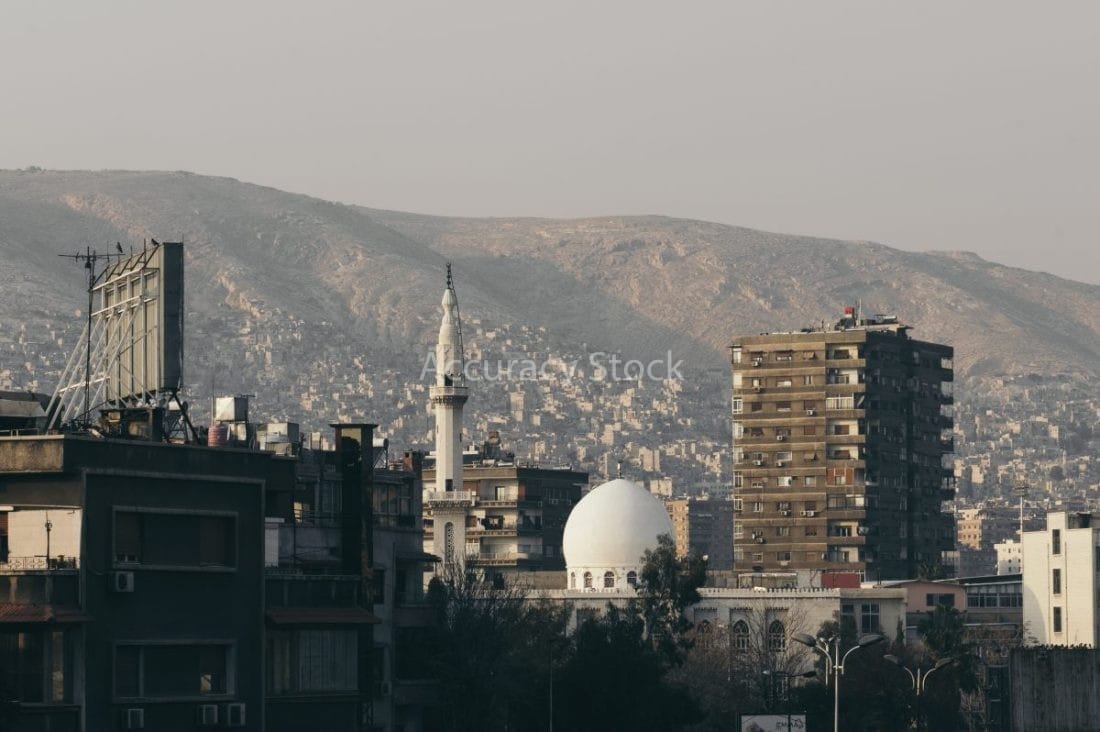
56,245,124,428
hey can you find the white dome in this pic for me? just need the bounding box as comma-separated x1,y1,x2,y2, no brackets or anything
563,478,673,571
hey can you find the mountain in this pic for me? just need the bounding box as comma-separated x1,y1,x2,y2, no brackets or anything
0,169,1097,490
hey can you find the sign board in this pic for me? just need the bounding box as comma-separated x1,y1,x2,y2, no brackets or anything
740,714,807,732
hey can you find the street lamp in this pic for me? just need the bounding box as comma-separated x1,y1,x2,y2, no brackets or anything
794,632,884,732
883,655,954,730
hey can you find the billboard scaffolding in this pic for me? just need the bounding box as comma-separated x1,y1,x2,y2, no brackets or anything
48,240,186,434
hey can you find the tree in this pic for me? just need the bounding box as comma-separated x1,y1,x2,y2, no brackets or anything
637,534,707,660
554,603,700,732
425,569,572,732
915,605,980,730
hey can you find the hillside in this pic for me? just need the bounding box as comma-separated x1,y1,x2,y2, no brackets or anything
0,169,1097,490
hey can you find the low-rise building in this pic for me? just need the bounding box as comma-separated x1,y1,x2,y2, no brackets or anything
1022,511,1100,646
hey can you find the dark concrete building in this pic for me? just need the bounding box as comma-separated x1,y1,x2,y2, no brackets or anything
0,434,290,731
731,309,955,581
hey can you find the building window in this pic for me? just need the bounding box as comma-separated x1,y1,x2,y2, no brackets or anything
732,621,750,653
444,522,455,565
583,572,593,589
569,572,576,589
0,629,72,703
767,621,786,653
860,604,880,634
1053,569,1062,595
603,571,615,589
627,571,638,588
776,402,792,412
732,398,743,415
117,643,233,699
1053,606,1063,633
114,510,235,569
1052,529,1061,555
752,502,764,513
804,476,817,488
776,551,792,562
776,527,790,537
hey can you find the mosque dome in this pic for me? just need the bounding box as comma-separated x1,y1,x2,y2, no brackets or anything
562,478,673,590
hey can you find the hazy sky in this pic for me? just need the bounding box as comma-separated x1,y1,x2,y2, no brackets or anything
2,2,1098,284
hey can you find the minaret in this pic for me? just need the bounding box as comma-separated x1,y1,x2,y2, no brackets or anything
431,264,469,494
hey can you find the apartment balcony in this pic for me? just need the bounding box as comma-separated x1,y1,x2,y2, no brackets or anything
466,550,539,567
424,490,476,507
0,560,80,606
476,498,540,509
825,433,866,444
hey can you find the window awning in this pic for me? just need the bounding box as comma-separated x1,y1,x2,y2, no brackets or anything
0,603,90,624
265,607,381,626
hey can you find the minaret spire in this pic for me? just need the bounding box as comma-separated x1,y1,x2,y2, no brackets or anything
431,264,470,496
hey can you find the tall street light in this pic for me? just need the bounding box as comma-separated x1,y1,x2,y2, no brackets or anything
883,655,955,731
793,632,884,732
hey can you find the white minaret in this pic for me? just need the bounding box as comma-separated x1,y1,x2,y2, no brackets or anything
431,264,469,494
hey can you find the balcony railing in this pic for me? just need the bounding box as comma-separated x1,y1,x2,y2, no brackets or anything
424,490,475,506
0,556,80,571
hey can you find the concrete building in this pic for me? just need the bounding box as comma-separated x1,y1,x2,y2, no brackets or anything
666,496,735,570
956,506,1017,551
995,539,1023,575
731,309,955,581
0,433,288,731
1022,511,1100,646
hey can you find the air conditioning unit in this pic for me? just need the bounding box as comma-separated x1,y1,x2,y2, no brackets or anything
753,460,764,466
196,704,218,726
806,409,817,416
781,510,791,517
224,703,246,728
124,709,144,730
776,435,786,441
776,461,786,468
752,359,764,366
110,571,135,593
753,386,763,392
806,510,816,517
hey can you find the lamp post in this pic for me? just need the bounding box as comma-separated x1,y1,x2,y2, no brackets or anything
883,655,954,731
794,632,884,732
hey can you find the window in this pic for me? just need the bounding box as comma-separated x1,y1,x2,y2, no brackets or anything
733,422,744,438
0,629,72,703
117,643,233,699
925,593,955,608
732,347,742,363
444,522,455,565
583,572,593,589
1053,529,1061,555
114,510,235,568
1053,606,1063,633
1053,569,1062,595
752,502,764,513
803,425,817,436
751,402,763,413
778,476,793,487
569,572,576,589
627,571,638,588
776,402,792,412
827,495,846,509
776,378,792,388
767,621,786,653
860,604,880,634
803,375,814,386
732,621,750,653
804,476,817,488
776,551,792,562
732,398,743,415
733,498,743,512
603,571,615,589
804,526,818,536
776,526,790,537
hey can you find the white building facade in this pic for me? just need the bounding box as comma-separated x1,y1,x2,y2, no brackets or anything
995,538,1023,575
1022,512,1100,646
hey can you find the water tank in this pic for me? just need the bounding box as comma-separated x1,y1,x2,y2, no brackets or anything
208,422,229,447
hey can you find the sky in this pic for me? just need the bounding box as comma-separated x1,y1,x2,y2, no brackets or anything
2,1,1098,284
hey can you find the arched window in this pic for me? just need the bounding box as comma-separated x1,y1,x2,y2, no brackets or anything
603,571,615,589
569,572,576,589
697,620,713,650
731,620,750,653
626,571,638,588
444,522,455,565
583,571,593,589
767,620,786,653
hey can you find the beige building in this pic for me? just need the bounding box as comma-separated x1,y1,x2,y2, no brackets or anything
1022,511,1100,646
666,496,735,570
731,309,955,581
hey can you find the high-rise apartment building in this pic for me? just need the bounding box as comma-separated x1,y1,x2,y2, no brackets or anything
731,309,955,581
